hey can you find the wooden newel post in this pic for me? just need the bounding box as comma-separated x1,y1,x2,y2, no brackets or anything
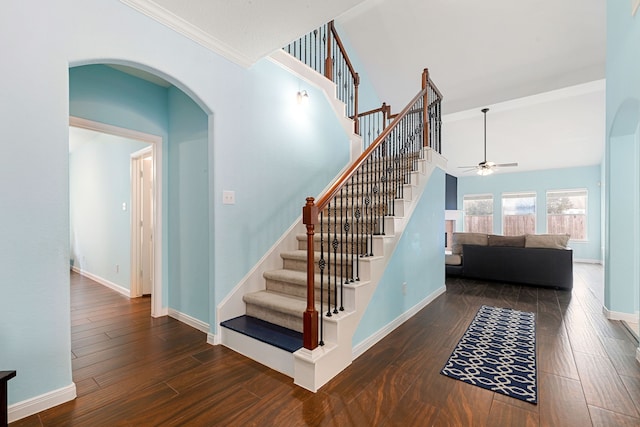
325,21,334,80
302,197,319,350
422,68,430,148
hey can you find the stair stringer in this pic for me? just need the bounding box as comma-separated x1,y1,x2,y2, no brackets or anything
216,51,364,343
294,148,448,392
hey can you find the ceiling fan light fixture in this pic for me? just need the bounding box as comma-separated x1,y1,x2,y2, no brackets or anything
457,108,518,175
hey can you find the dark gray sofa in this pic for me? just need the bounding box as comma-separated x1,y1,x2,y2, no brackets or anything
446,243,573,290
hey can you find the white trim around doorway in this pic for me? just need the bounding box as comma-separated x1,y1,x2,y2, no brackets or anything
69,116,165,317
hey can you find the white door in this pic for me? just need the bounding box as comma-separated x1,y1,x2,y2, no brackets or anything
141,154,153,295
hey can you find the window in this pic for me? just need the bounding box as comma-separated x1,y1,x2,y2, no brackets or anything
546,189,587,240
463,194,493,233
502,192,536,235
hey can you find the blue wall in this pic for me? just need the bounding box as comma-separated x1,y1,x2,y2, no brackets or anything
211,58,351,321
354,168,445,346
69,65,169,137
167,87,210,322
457,165,602,261
605,0,640,314
69,131,149,289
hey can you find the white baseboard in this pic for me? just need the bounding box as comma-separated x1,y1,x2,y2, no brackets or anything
352,285,446,359
207,332,219,345
602,306,638,324
72,266,130,297
574,258,603,264
8,382,76,423
168,308,209,333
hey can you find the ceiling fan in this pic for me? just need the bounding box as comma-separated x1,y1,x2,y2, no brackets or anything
459,108,518,176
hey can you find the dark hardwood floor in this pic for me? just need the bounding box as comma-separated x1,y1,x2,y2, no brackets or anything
11,265,640,426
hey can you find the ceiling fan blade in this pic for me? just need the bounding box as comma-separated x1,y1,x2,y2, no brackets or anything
495,162,518,167
458,165,480,169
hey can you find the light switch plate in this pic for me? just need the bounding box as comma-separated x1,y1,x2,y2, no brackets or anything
223,190,235,205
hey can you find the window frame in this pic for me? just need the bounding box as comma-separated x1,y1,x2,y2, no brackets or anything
501,191,537,236
546,189,588,241
463,193,494,234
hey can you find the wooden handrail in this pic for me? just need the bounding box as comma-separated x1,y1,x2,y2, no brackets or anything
326,21,359,134
315,69,431,212
354,102,390,119
301,69,441,350
428,76,443,100
329,21,358,82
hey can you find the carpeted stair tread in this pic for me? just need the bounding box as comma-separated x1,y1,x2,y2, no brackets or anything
263,268,351,287
220,315,302,353
280,250,354,262
263,268,309,285
243,290,308,317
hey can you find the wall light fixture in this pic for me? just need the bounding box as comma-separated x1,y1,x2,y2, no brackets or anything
297,90,309,105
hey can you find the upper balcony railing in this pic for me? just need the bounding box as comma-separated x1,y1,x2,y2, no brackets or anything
284,21,360,134
283,21,443,154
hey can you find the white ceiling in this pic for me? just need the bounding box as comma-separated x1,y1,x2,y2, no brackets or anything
120,0,607,177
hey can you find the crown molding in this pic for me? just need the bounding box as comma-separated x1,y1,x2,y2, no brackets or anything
120,0,253,67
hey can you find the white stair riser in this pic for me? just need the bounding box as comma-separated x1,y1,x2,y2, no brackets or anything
245,303,303,332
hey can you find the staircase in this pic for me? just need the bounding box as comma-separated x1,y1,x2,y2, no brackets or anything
218,22,444,392
240,158,418,332
219,145,445,391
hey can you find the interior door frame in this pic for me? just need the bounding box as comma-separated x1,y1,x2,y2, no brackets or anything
69,116,165,317
130,146,154,299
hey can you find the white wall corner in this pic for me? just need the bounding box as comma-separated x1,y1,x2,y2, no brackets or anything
153,306,169,318
207,332,220,345
8,383,76,423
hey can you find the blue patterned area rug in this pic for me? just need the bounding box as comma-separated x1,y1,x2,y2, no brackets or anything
441,305,537,404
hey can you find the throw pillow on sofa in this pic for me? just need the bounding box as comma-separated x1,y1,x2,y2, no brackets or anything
452,232,488,255
487,234,525,247
524,233,570,249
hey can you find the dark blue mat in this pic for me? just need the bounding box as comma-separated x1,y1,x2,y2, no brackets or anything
441,305,537,404
220,315,303,353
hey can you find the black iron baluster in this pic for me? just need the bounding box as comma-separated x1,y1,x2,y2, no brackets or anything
375,144,383,236
336,187,349,310
326,202,332,317
319,210,325,346
332,203,339,314
366,157,374,255
349,175,356,282
353,167,362,281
